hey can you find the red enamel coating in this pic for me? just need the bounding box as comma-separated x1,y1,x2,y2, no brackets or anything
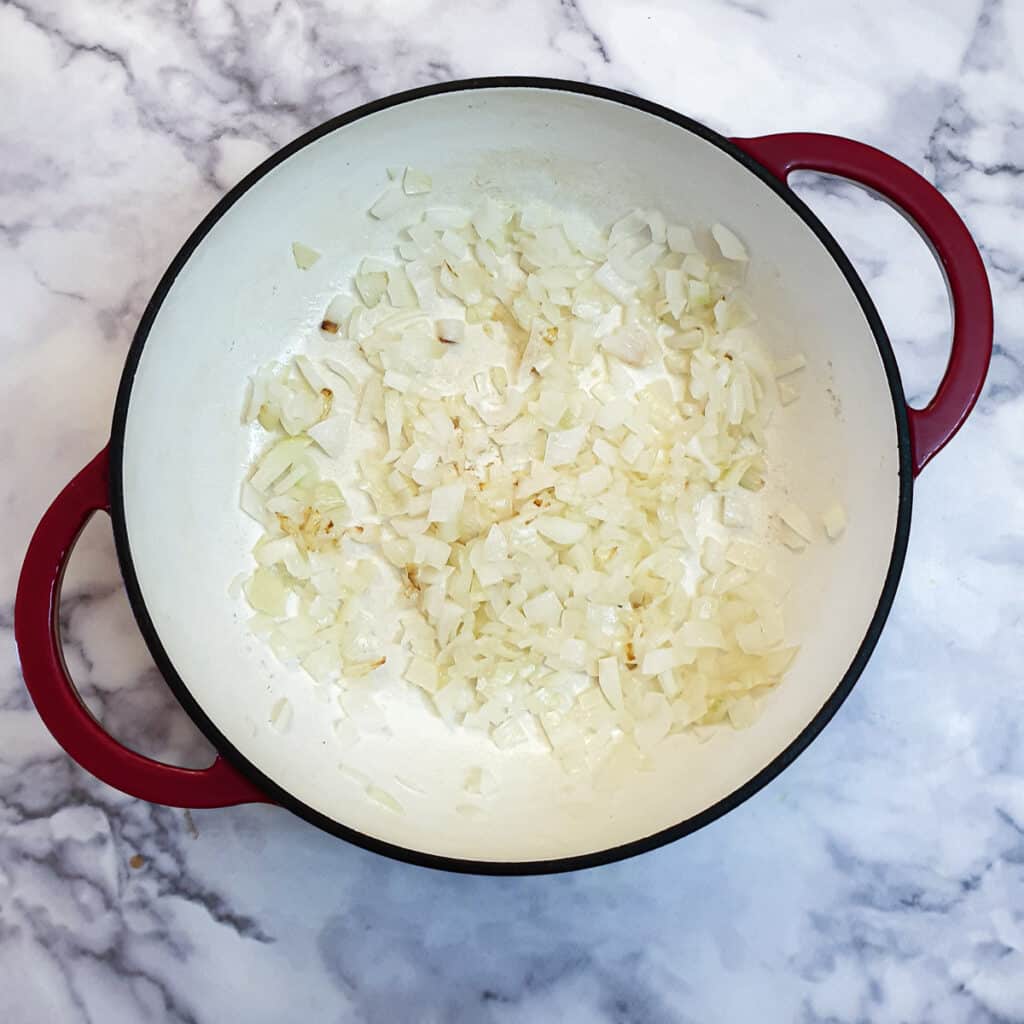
14,447,269,808
732,132,993,475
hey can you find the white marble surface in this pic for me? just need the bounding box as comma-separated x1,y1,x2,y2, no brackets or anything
2,0,1022,1020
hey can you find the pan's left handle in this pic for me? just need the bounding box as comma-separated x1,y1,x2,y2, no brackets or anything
15,447,269,808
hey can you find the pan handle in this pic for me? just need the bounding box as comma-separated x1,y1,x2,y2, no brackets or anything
15,447,269,808
731,132,993,475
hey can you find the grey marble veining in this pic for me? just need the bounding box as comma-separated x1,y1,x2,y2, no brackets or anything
2,1,1023,1021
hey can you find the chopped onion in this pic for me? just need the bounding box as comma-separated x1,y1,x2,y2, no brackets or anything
428,482,466,523
634,693,671,751
366,786,403,813
544,425,587,467
308,413,350,457
402,167,432,195
667,224,697,254
464,765,497,796
426,206,471,229
593,262,635,303
292,242,321,270
436,318,465,344
405,656,440,693
535,516,588,545
602,325,652,367
778,379,800,406
239,192,827,777
774,353,807,377
597,657,623,710
711,223,748,261
640,647,677,676
269,697,293,732
823,500,847,540
370,189,404,219
356,270,388,307
523,591,563,627
780,501,815,543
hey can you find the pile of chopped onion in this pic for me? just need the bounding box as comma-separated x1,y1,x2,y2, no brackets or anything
238,174,840,775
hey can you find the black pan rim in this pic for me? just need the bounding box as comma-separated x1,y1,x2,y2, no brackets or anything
108,75,914,876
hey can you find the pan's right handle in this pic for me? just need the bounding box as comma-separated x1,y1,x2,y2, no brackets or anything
733,132,993,474
15,447,269,808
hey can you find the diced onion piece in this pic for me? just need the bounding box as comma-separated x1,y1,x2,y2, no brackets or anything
269,697,293,732
602,326,652,367
779,501,814,543
726,540,766,572
774,353,807,377
492,716,528,750
464,766,497,796
822,500,847,540
735,615,783,655
634,693,671,751
413,534,451,568
302,644,341,683
544,425,587,467
405,656,440,693
667,224,697,253
688,279,710,307
323,294,355,327
370,189,404,219
247,567,287,616
367,786,404,813
428,482,466,523
666,328,704,351
436,318,465,344
426,206,471,229
339,763,370,786
597,657,623,710
355,271,388,307
295,355,329,394
523,591,563,627
778,379,800,406
609,209,647,242
657,670,680,698
727,696,758,729
560,638,587,668
308,414,350,457
594,262,635,303
292,242,321,270
515,461,560,500
679,620,726,649
664,269,686,316
593,438,618,466
641,647,676,676
535,516,588,545
711,223,748,261
779,523,808,551
402,167,432,195
250,437,311,493
646,209,667,244
579,464,612,496
472,197,510,240
240,481,271,526
387,268,417,308
621,434,645,465
385,391,404,449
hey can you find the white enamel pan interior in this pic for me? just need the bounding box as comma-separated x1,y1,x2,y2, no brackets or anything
112,81,911,871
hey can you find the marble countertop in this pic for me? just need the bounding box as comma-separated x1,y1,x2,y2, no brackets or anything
2,0,1022,1020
